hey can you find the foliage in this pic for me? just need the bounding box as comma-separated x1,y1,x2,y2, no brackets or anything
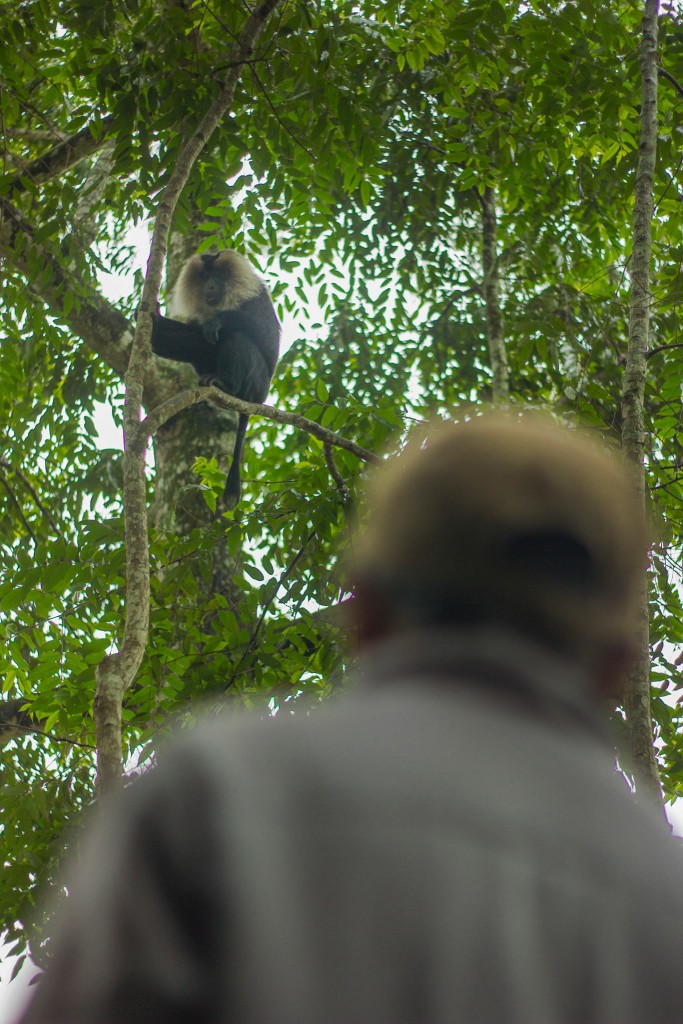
2,0,683,960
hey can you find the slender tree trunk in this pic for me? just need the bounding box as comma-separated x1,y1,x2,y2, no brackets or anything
480,186,509,403
620,0,663,805
94,0,282,792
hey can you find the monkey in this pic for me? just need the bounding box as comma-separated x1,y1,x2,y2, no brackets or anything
151,250,281,507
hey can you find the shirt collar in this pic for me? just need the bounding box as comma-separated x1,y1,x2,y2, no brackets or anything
355,625,613,743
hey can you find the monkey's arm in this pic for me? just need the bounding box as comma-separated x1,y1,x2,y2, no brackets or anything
151,314,217,378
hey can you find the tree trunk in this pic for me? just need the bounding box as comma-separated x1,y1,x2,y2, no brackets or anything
480,186,509,403
620,0,663,806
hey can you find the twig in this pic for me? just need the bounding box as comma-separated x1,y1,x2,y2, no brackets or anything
227,528,318,688
659,65,683,98
250,63,316,161
324,443,352,503
0,476,37,546
647,341,683,358
12,721,96,750
0,459,60,532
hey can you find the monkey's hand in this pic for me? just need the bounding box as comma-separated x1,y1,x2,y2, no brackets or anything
201,314,224,348
135,301,161,321
198,373,225,390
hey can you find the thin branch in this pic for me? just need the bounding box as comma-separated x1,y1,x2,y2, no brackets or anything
140,386,380,466
651,474,683,491
0,476,37,546
250,63,316,161
658,64,683,98
0,698,33,743
0,459,60,532
653,153,683,211
228,528,318,688
195,0,241,44
12,721,96,751
647,341,683,358
324,443,352,503
211,54,277,73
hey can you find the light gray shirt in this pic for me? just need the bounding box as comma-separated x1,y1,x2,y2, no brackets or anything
19,628,683,1023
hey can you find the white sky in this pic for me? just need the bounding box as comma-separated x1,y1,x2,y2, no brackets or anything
0,961,35,1024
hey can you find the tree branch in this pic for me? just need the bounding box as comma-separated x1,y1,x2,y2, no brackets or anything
0,476,37,546
0,459,60,533
0,196,131,377
140,386,380,466
11,128,65,142
324,443,353,503
647,341,683,358
0,194,170,407
6,114,115,193
0,699,34,746
658,64,683,98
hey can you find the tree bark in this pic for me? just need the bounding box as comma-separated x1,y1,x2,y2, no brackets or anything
620,0,662,805
480,186,509,403
7,115,115,193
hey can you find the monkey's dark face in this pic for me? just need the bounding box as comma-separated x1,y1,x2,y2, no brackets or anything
202,271,227,308
197,253,230,308
173,249,263,320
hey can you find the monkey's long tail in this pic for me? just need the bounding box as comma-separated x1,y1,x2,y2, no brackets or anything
223,413,249,508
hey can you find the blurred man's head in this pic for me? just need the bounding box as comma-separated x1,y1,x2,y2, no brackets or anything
350,411,648,694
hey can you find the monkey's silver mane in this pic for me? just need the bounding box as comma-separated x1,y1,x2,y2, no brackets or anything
170,249,264,322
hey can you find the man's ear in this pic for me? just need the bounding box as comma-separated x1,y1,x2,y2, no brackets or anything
591,639,638,701
346,582,394,650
